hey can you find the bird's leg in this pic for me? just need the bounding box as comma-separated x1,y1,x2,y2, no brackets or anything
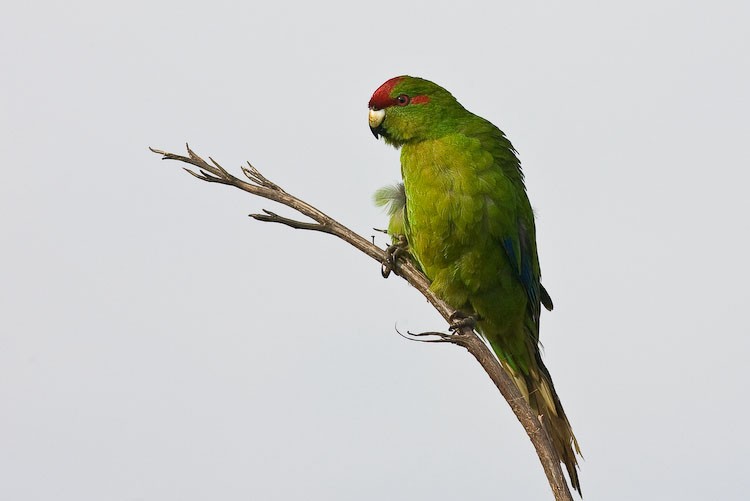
381,234,408,278
448,311,482,332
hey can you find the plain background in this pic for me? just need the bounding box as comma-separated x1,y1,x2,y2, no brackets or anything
2,1,749,499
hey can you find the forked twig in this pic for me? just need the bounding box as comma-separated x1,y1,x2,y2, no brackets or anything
249,209,329,232
150,144,574,501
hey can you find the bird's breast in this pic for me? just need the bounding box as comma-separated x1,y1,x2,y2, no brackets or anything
401,136,503,299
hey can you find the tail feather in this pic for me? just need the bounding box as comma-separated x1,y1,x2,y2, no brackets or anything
498,349,582,495
530,353,582,495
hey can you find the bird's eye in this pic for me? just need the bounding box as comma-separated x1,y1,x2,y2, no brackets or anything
396,94,410,106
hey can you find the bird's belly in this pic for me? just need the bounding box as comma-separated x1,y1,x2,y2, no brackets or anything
405,179,505,310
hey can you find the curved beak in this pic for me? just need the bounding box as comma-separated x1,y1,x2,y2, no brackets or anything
368,108,385,139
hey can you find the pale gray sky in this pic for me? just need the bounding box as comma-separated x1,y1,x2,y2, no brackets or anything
2,1,749,500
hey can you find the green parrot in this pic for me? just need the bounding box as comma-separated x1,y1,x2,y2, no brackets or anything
368,76,581,494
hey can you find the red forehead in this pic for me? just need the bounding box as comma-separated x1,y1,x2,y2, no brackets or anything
368,76,404,109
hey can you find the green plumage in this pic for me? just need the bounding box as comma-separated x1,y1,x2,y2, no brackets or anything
370,76,581,494
373,182,407,241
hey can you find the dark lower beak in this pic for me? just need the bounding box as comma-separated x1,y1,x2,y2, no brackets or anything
370,126,382,139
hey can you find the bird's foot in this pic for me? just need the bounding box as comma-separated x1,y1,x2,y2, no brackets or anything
381,234,408,278
448,311,482,332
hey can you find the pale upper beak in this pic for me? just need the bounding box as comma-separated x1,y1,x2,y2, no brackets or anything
368,108,385,138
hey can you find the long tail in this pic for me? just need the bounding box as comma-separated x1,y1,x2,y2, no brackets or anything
503,350,582,495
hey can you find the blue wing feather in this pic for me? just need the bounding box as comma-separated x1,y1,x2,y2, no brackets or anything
502,222,544,321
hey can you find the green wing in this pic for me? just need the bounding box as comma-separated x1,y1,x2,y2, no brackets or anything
468,119,553,320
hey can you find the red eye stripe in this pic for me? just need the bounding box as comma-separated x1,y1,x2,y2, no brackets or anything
410,95,430,105
368,77,431,109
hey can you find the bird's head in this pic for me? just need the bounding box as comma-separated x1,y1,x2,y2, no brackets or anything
368,76,464,147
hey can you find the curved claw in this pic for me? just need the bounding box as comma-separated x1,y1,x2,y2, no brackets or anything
448,311,481,331
381,234,409,278
381,262,394,278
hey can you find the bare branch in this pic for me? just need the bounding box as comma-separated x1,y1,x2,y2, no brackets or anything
243,162,284,191
249,209,331,233
150,145,574,501
396,327,464,344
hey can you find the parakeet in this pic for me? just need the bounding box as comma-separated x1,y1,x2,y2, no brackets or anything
368,76,581,494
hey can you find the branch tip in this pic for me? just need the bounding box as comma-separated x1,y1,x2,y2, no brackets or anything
208,157,230,176
186,143,202,162
183,168,205,180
